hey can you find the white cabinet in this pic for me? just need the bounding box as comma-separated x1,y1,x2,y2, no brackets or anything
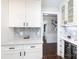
1,45,23,59
2,50,23,59
25,51,41,59
9,0,26,27
23,44,42,59
9,0,41,27
58,0,77,58
58,39,64,58
2,44,42,59
24,49,42,59
61,5,65,24
25,0,41,27
60,0,77,26
67,0,77,25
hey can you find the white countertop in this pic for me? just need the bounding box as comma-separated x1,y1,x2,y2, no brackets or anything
60,37,77,45
1,39,43,45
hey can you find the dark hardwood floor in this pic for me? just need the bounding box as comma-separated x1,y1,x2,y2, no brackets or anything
43,43,62,59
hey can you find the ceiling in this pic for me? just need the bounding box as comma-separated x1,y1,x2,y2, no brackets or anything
42,0,64,8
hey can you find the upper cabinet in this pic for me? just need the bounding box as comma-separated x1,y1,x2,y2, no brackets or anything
68,0,73,23
67,0,76,25
25,0,41,27
9,0,41,27
9,0,26,27
60,0,77,26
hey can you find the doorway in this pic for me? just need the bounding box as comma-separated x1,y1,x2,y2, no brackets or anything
43,13,57,43
43,13,61,59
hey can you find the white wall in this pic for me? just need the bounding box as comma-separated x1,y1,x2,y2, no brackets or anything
43,16,57,43
42,0,59,14
1,0,14,43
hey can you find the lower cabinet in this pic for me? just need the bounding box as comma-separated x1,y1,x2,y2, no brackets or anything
57,39,64,58
1,44,42,59
24,50,42,59
2,50,23,59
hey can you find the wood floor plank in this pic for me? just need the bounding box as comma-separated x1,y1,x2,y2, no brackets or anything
43,43,62,59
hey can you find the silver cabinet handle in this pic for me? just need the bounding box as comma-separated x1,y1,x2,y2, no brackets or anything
20,52,21,56
23,22,28,26
31,46,36,48
24,51,26,56
9,47,15,49
26,23,28,26
23,22,25,26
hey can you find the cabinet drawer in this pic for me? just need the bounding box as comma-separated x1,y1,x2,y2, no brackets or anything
23,44,42,49
1,44,42,50
1,45,23,50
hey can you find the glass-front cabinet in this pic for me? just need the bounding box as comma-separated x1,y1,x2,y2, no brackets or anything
58,0,77,59
67,0,77,25
61,5,65,24
60,0,77,26
68,0,73,23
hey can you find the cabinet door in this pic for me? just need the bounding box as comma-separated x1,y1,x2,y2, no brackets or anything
23,44,42,59
67,0,76,25
2,50,23,59
24,50,42,59
9,0,25,27
67,0,73,24
26,0,41,27
61,5,65,24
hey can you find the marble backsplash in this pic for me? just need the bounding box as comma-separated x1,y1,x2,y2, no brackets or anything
60,26,77,41
14,28,41,39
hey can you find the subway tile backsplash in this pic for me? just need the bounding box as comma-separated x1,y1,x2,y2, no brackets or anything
14,28,41,39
